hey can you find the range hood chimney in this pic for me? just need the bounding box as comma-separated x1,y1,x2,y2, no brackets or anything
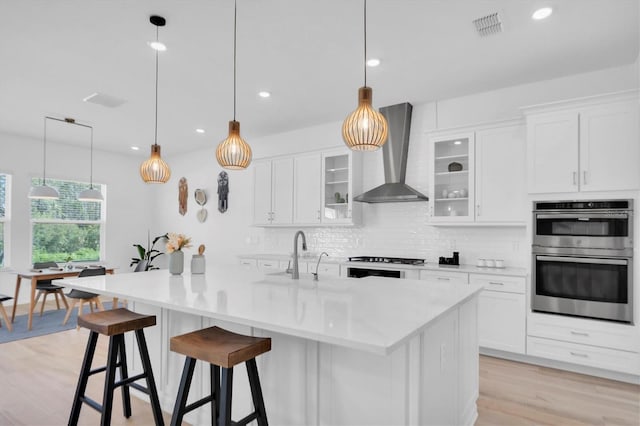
353,102,429,203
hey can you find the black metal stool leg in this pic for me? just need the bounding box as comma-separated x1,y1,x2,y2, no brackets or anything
116,333,132,418
101,335,120,426
135,329,165,426
69,331,99,426
246,359,268,426
211,364,220,425
170,356,196,426
218,367,234,426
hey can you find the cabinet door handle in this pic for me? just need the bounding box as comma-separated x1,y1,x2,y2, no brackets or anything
317,210,321,220
570,351,589,358
570,330,589,337
437,277,450,281
573,171,577,186
583,171,588,185
488,281,504,286
477,204,481,216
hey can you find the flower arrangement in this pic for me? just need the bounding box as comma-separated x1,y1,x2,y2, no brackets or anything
166,233,192,253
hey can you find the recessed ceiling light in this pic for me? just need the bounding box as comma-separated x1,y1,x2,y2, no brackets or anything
532,7,553,20
148,41,167,51
131,146,140,151
258,91,271,98
366,58,381,67
196,128,205,134
454,140,462,145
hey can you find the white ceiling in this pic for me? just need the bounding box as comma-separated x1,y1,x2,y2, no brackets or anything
0,0,637,157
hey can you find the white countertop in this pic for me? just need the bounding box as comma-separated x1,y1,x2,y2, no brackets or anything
59,265,483,355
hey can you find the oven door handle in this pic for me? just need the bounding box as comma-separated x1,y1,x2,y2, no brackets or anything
535,213,629,220
536,255,628,265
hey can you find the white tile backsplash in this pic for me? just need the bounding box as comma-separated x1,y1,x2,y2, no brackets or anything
261,205,528,268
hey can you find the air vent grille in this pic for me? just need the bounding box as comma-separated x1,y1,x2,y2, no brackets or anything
473,12,503,37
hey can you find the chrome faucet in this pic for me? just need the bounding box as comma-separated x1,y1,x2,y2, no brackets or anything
312,252,329,281
292,230,307,279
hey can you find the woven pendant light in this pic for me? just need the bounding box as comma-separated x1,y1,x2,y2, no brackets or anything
216,0,252,170
140,15,171,183
342,0,388,151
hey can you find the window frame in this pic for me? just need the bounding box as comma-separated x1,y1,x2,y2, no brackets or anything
29,177,106,264
0,173,11,269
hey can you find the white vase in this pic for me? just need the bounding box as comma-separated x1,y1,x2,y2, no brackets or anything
169,250,184,275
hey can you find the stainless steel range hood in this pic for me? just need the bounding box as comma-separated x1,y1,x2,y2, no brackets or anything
353,102,429,203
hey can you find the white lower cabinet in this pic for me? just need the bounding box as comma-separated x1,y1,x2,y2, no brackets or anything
472,274,526,354
527,312,640,375
419,269,468,285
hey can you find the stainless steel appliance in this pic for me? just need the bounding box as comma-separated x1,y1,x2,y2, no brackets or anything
532,199,633,323
346,256,425,278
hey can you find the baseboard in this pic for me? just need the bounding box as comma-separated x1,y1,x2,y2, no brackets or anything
480,347,640,385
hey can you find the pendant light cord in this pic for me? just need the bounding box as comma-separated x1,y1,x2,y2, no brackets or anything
363,0,367,88
233,0,237,121
89,126,94,188
154,25,159,147
42,117,48,185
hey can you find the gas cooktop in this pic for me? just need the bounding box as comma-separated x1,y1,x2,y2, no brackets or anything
348,256,425,265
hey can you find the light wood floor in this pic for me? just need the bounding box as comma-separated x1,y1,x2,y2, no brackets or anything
2,301,639,425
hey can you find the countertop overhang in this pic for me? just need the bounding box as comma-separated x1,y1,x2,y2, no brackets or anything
58,265,483,355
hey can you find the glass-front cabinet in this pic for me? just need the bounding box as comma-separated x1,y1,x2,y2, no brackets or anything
321,149,353,224
429,132,475,222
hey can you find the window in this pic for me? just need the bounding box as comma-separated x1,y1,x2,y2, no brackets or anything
30,178,105,263
0,173,10,268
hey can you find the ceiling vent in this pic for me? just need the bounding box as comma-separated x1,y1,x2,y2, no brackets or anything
473,12,503,37
82,92,126,108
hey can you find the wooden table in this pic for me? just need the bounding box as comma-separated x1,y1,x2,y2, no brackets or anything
11,267,114,331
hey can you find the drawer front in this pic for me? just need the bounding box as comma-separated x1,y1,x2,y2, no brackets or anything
528,336,640,375
238,258,257,267
469,274,525,294
257,259,281,271
420,270,468,284
314,263,340,276
528,314,640,352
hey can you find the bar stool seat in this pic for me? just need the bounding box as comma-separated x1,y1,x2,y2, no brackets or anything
170,326,271,426
69,308,164,426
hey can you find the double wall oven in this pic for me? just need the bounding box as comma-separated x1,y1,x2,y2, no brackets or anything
532,200,633,323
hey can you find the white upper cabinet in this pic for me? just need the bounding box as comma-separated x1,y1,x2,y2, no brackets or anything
253,148,359,227
429,132,475,222
524,91,639,194
321,149,356,225
252,158,294,225
579,100,639,192
526,112,579,193
475,123,527,223
294,153,322,224
428,120,526,225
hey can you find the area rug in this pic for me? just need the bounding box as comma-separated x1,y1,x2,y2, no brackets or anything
0,302,112,344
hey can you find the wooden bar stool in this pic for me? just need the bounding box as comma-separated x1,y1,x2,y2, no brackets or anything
170,326,271,426
69,308,164,426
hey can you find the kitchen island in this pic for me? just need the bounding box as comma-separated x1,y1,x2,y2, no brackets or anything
60,265,483,425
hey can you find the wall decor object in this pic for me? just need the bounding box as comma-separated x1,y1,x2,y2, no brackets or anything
217,171,229,213
194,188,208,222
140,15,171,183
179,177,188,215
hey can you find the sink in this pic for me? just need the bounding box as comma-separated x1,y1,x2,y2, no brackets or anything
253,271,317,288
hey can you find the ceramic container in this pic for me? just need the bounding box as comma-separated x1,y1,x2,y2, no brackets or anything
191,255,206,274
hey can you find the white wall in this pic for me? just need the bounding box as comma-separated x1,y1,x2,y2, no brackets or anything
153,62,639,268
0,132,154,302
